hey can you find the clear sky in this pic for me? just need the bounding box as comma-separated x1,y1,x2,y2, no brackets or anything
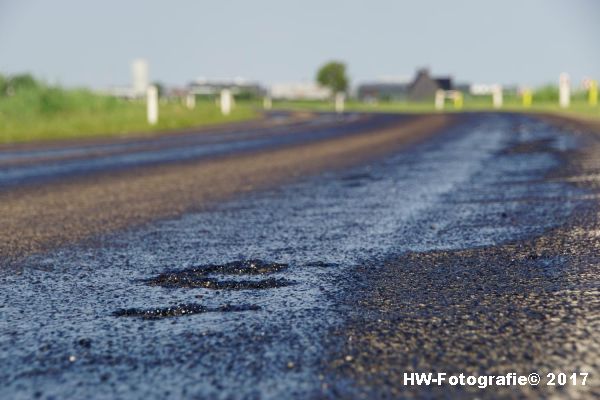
0,0,598,89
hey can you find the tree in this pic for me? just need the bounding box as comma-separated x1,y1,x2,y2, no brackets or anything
316,61,349,94
9,73,39,91
0,74,6,96
0,73,39,96
152,81,166,97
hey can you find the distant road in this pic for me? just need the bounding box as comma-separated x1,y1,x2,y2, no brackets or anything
0,111,452,261
0,112,401,188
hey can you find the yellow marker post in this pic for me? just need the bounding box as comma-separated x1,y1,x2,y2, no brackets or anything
589,80,598,106
453,92,463,110
522,89,532,108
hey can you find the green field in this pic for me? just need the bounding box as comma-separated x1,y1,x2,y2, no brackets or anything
0,100,259,144
1,74,598,144
0,97,259,144
0,75,260,144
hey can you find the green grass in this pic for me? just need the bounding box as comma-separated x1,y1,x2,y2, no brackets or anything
1,73,598,144
0,78,260,144
273,96,600,120
0,99,259,144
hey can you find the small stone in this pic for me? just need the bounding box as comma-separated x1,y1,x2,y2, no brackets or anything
68,355,76,362
287,361,295,369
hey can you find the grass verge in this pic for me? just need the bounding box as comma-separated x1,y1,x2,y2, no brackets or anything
0,100,259,144
273,98,600,121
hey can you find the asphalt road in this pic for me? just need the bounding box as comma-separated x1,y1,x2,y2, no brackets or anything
1,112,599,399
0,112,402,189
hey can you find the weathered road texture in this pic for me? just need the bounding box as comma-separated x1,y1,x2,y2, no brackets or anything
2,112,598,400
327,117,600,399
0,113,453,263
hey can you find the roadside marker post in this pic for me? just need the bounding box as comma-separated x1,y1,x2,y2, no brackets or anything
147,85,158,125
559,73,570,108
589,80,598,107
185,93,196,109
492,85,503,109
435,90,463,111
335,92,345,113
220,89,233,115
263,95,272,110
435,90,445,110
453,92,463,110
522,89,533,108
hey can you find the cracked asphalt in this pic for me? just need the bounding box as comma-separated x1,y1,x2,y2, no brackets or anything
1,112,599,399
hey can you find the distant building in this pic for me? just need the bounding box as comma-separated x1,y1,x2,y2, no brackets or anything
453,83,471,93
470,83,517,96
469,84,497,95
407,68,452,101
188,78,264,99
357,68,456,102
357,81,410,102
100,86,136,99
101,59,150,99
131,59,149,98
270,82,331,100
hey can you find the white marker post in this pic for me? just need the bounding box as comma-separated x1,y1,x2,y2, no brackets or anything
589,80,598,107
185,93,196,109
220,89,232,115
263,95,272,110
492,84,503,109
559,73,570,108
335,92,345,113
435,90,445,110
147,85,158,125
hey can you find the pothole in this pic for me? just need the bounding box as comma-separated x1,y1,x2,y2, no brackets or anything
147,276,292,290
143,259,293,290
113,303,261,319
201,259,288,275
114,260,293,318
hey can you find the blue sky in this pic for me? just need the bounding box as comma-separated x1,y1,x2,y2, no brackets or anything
0,0,598,88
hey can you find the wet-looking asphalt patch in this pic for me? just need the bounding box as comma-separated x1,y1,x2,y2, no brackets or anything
143,259,292,290
114,260,289,318
1,114,597,399
114,303,262,319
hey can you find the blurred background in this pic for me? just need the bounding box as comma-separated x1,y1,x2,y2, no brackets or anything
0,0,598,142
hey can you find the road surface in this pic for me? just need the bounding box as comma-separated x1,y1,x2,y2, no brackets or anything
1,112,599,399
